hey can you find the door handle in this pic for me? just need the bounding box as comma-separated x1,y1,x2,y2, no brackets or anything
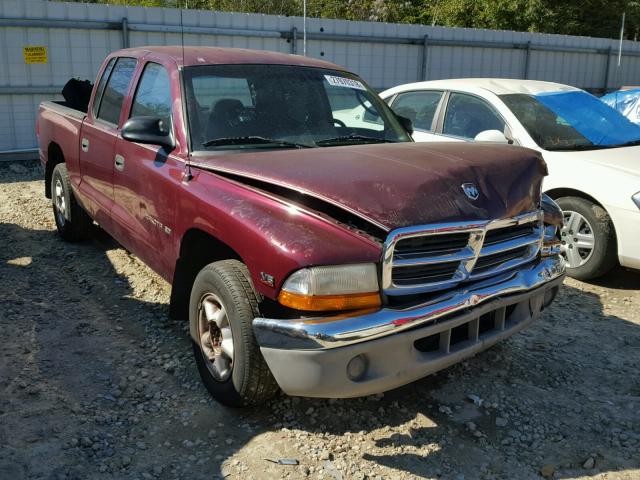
81,138,89,152
114,154,125,171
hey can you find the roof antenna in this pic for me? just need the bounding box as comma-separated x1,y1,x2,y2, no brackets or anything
180,1,193,181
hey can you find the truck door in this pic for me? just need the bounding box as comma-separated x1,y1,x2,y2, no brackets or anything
78,56,137,228
111,61,179,279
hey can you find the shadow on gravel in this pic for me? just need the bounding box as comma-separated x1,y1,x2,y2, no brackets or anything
0,160,43,184
0,222,178,479
588,265,640,291
1,213,639,479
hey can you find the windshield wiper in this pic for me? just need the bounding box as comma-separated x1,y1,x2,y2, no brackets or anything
546,138,640,151
315,134,397,146
611,139,640,148
545,144,611,151
202,136,312,149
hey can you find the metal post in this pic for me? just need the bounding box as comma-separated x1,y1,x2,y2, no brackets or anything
121,17,129,48
523,41,531,79
290,27,297,54
618,12,626,67
421,34,429,80
603,46,612,92
302,0,307,56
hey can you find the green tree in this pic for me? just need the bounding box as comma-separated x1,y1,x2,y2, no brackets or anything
57,0,640,40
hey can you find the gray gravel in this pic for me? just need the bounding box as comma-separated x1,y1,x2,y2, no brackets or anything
1,161,639,480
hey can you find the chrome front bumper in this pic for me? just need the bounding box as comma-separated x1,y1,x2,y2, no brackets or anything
254,255,565,351
254,256,565,398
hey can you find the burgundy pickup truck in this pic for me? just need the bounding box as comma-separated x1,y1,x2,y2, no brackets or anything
37,46,565,407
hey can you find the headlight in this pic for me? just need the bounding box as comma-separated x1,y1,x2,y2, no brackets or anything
541,224,562,257
278,263,381,311
541,193,563,227
633,191,640,209
543,224,559,243
540,194,563,257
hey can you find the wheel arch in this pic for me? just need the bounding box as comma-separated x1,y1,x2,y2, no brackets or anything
546,187,620,272
45,142,65,198
544,187,603,208
544,187,618,243
169,228,244,320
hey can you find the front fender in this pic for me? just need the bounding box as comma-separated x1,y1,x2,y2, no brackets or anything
172,169,382,300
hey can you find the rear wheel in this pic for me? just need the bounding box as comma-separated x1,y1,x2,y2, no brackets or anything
555,196,617,280
51,163,93,241
189,260,279,407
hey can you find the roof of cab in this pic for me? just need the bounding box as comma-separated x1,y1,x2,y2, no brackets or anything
113,46,347,71
382,78,581,97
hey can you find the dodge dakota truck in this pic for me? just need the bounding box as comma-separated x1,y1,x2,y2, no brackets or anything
37,46,565,407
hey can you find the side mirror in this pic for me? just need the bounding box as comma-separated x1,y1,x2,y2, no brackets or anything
395,114,414,135
474,129,509,144
122,116,175,150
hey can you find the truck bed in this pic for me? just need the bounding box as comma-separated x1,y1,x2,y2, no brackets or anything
37,101,86,182
41,101,86,120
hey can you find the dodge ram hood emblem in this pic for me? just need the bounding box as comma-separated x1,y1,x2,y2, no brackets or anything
462,182,480,200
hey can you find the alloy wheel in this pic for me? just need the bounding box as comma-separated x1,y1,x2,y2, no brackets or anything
54,177,67,225
197,293,234,381
561,210,595,268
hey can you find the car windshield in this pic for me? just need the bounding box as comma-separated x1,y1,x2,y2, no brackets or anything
500,91,640,151
183,64,411,151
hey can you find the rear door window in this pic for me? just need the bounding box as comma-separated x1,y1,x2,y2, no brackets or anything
390,90,443,131
130,62,172,127
92,57,116,117
443,92,505,139
97,57,137,126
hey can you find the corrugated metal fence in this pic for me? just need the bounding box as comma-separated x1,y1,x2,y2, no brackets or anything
3,0,640,157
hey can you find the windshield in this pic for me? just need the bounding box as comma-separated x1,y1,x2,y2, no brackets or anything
500,91,640,151
183,64,411,151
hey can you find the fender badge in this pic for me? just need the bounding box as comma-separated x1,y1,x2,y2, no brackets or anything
260,272,275,287
461,182,480,201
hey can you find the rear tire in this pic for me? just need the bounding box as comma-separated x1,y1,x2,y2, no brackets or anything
555,196,617,280
189,260,279,407
51,163,93,242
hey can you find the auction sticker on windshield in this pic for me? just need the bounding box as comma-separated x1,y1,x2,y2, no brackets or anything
324,75,366,91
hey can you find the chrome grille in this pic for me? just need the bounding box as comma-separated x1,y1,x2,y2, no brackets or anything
393,232,470,260
392,260,460,286
382,211,543,295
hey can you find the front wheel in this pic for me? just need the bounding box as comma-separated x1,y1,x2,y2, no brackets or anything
555,196,617,280
189,260,279,407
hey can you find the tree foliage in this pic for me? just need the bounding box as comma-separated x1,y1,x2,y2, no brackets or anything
65,0,640,40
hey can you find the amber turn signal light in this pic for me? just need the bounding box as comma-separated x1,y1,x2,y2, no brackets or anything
278,290,382,312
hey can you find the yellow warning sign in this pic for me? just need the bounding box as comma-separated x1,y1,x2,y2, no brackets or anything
23,46,48,64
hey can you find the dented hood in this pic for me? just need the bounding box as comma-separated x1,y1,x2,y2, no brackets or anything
194,142,547,232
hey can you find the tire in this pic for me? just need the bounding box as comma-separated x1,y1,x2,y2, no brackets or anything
189,260,279,407
555,196,617,280
51,163,93,242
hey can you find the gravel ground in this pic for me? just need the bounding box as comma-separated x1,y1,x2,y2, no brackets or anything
1,160,639,480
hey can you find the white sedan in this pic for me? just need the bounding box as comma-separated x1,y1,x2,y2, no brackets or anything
379,79,640,280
